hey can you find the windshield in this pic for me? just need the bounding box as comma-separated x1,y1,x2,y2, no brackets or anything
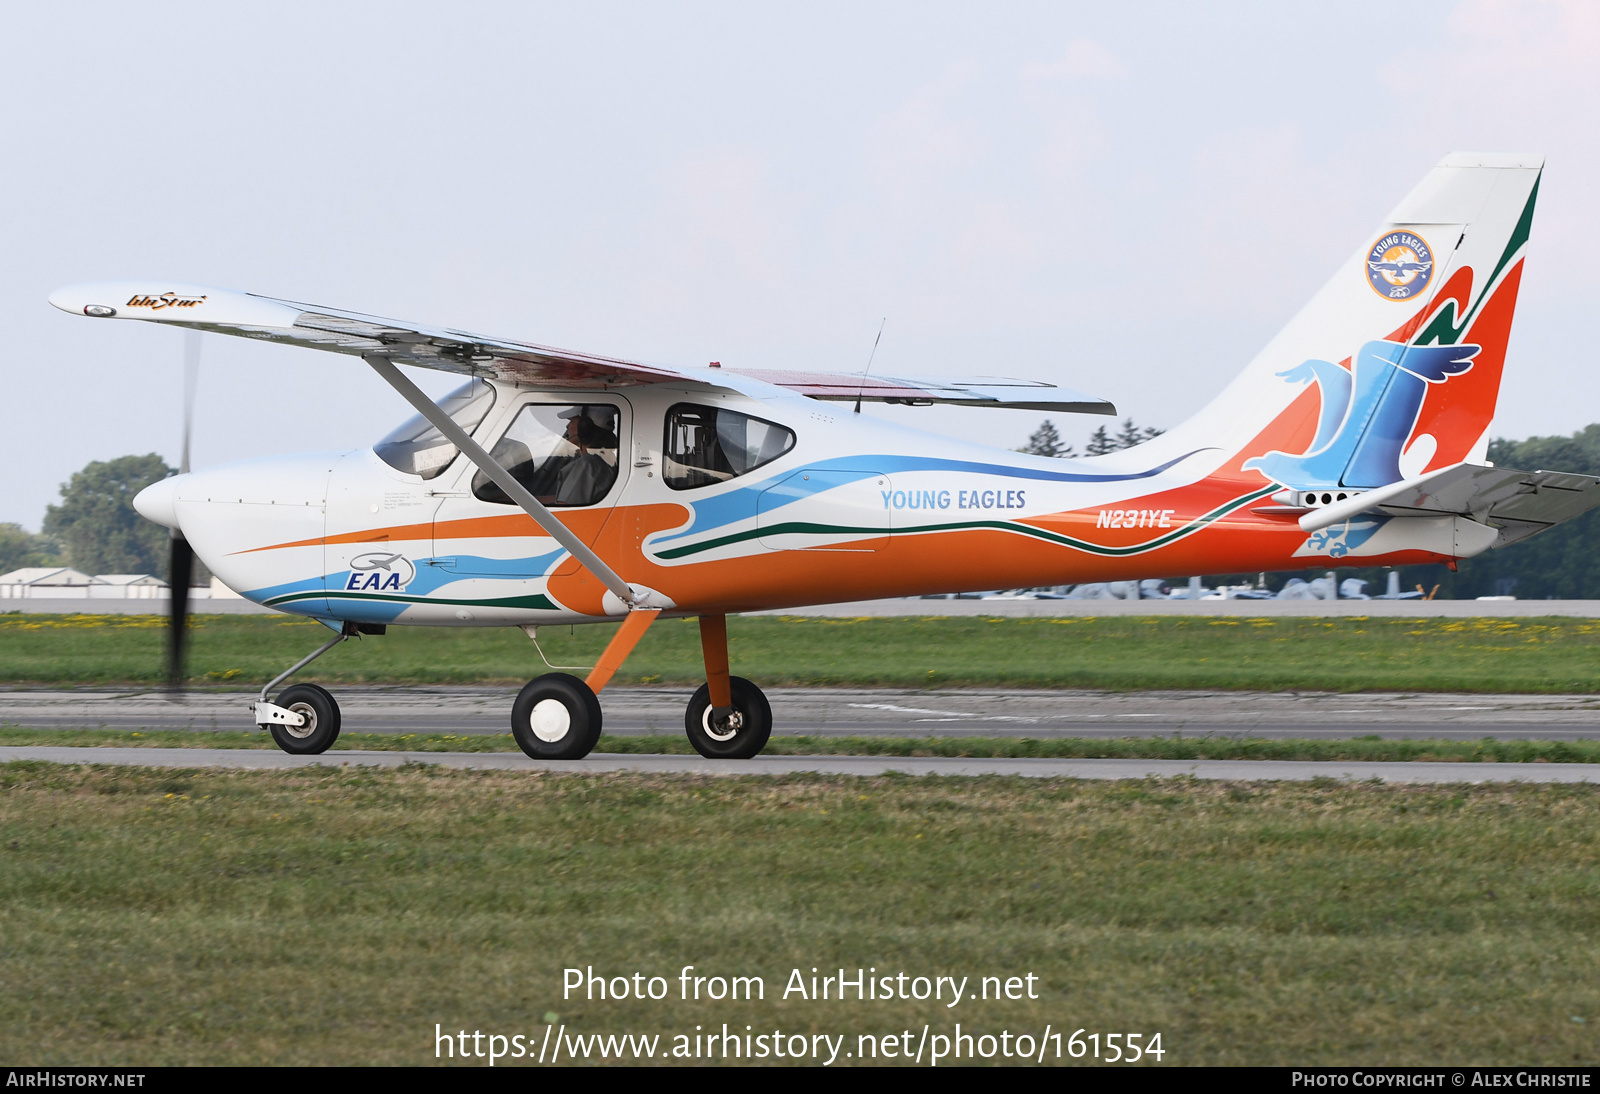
373,380,496,479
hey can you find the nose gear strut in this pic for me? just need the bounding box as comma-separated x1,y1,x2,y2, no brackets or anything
252,621,362,740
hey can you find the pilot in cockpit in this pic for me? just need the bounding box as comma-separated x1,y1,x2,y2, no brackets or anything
552,406,619,505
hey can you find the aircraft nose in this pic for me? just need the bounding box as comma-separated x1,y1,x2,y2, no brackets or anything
134,475,182,532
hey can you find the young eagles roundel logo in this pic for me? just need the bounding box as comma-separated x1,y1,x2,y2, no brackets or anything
1366,230,1435,301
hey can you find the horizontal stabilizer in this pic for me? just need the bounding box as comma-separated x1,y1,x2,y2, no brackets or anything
1301,461,1600,549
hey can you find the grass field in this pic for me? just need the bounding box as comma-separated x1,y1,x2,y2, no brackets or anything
0,764,1596,1066
6,725,1600,764
5,611,1600,692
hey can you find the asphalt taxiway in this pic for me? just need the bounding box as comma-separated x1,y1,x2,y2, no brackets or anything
1,745,1595,784
4,685,1599,741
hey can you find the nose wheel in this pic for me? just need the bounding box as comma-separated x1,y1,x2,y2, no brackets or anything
261,683,342,754
255,626,357,755
685,676,772,758
511,673,603,759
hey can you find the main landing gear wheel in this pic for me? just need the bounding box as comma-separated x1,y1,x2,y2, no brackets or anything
264,683,342,755
512,673,603,760
685,676,772,759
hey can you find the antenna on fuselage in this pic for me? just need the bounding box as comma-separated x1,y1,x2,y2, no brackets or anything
854,317,887,414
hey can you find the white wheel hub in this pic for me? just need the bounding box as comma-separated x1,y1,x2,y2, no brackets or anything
702,706,744,742
530,698,572,742
284,703,317,739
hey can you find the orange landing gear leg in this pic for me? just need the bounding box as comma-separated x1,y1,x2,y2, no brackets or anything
684,613,771,758
699,613,733,715
585,609,661,694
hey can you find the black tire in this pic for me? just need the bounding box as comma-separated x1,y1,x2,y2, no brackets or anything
266,683,341,755
684,676,772,759
511,673,602,760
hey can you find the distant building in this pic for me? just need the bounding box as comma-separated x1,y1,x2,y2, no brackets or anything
0,567,101,598
90,574,170,600
0,568,211,600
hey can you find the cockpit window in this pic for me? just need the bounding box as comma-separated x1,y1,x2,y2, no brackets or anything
472,404,621,507
664,404,795,490
373,380,496,480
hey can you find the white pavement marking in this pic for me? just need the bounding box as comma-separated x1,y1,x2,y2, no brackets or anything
846,701,1038,723
3,747,1599,783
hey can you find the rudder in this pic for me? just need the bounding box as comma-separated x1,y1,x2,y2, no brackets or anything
1160,153,1542,495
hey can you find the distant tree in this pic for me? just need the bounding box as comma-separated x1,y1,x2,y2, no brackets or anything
1115,417,1164,448
42,455,174,576
1022,417,1165,460
1398,426,1600,599
0,523,59,574
1019,419,1075,458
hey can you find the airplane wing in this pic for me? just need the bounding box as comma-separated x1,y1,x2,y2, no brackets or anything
48,281,1113,412
49,281,682,388
1300,461,1600,548
725,369,1115,413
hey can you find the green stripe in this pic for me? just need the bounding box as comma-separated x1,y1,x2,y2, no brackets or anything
1470,172,1540,327
264,590,558,611
1415,171,1541,347
902,487,1277,556
655,523,884,559
653,487,1276,561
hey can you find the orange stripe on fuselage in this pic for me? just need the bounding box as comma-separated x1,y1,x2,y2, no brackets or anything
235,519,431,553
233,507,653,554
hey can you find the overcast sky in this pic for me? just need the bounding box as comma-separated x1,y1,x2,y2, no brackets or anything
2,1,1595,528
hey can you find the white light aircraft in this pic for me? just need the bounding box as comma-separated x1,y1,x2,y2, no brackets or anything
49,153,1600,759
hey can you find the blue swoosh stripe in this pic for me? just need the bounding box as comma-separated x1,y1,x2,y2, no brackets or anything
654,449,1212,545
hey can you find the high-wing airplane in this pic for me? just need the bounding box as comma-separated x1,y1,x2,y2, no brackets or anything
49,152,1600,761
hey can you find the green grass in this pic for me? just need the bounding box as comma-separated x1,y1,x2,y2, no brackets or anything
7,725,1600,763
6,611,1600,692
0,765,1596,1065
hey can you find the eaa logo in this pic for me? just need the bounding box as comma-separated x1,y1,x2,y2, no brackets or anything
343,551,415,593
1366,231,1434,301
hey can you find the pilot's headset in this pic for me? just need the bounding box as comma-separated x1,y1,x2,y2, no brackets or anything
573,408,619,449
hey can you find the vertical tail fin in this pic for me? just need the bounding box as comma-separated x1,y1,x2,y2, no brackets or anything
1163,153,1542,492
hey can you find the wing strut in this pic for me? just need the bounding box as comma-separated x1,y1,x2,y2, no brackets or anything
363,355,636,607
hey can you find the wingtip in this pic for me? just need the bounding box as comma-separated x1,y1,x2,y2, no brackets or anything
48,283,111,316
46,281,301,327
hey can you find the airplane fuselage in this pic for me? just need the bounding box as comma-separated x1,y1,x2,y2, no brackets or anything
141,374,1457,626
